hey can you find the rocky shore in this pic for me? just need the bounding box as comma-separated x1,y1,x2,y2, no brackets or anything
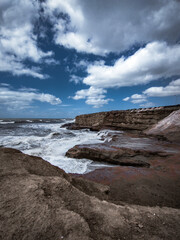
1,105,180,239
66,130,178,167
67,106,180,210
1,147,180,240
70,134,180,208
63,104,180,131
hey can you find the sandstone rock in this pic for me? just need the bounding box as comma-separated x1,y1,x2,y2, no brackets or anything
66,144,153,167
73,105,180,131
73,149,180,208
1,148,180,240
145,109,180,142
66,131,177,168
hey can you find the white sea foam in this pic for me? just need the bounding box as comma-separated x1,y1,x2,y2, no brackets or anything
0,121,15,124
0,121,113,174
26,120,33,123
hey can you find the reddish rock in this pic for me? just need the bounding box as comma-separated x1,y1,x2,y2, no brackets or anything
69,131,180,209
72,149,180,208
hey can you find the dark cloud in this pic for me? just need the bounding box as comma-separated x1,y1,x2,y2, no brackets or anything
44,0,180,54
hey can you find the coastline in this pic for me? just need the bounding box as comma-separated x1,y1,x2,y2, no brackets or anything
1,105,180,239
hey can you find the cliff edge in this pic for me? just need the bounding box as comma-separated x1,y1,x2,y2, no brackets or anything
64,105,180,131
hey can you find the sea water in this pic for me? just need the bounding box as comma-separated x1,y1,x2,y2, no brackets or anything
0,118,112,174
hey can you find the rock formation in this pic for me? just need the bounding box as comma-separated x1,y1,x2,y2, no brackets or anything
66,143,152,167
63,105,180,131
1,147,180,240
67,130,180,209
66,130,178,167
145,109,180,142
1,105,180,239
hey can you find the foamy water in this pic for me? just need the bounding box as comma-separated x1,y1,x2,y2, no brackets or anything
0,119,112,174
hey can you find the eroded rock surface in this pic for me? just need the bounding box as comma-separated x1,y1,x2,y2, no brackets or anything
145,109,180,142
67,144,153,167
1,148,180,240
63,105,180,131
74,155,180,208
68,131,180,209
66,131,178,168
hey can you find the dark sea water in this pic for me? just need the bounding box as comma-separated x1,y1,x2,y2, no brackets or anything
0,118,112,173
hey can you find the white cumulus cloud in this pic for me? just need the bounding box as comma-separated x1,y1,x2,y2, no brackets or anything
143,79,180,97
123,93,147,104
123,78,180,106
83,42,180,88
72,86,112,108
73,41,180,107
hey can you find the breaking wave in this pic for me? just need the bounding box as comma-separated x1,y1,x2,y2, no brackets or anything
0,119,112,174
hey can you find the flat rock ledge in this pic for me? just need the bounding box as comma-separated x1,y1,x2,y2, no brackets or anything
1,147,180,240
69,131,180,209
66,144,155,167
66,130,177,168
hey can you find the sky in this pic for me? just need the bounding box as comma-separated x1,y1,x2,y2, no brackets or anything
0,0,180,118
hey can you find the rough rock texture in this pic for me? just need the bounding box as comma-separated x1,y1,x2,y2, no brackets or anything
1,147,180,240
145,109,180,142
73,152,180,208
66,131,178,168
66,144,158,167
65,105,180,131
68,131,180,208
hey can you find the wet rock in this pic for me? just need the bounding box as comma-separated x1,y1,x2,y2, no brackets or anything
61,122,79,130
72,139,180,209
73,148,180,209
68,130,180,209
66,131,177,168
51,132,61,138
51,131,76,139
1,148,180,240
61,122,95,131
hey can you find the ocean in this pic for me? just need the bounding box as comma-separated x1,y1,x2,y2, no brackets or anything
0,118,112,174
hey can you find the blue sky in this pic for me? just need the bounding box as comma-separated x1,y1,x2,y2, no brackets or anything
0,0,180,118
